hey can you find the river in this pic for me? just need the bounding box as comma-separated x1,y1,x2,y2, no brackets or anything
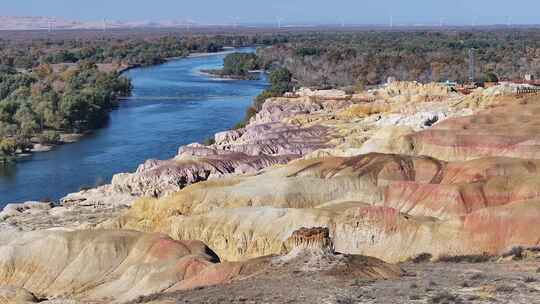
0,48,267,206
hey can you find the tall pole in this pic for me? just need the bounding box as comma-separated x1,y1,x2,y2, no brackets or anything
469,49,476,83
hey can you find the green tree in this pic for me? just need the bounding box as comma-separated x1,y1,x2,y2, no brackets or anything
14,103,39,140
60,92,88,132
268,68,292,94
0,138,17,156
483,72,499,83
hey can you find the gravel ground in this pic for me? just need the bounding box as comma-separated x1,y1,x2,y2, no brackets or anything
129,257,540,304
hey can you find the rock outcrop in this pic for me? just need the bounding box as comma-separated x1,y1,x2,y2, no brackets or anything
284,227,333,252
100,82,471,200
116,149,540,262
112,151,296,198
0,228,401,303
407,98,540,161
0,229,236,303
0,286,38,304
6,83,540,303
0,201,53,221
117,226,402,304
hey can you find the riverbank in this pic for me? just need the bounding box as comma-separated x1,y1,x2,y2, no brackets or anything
5,132,87,163
4,47,260,166
118,49,241,74
186,47,237,58
0,47,266,204
198,69,261,80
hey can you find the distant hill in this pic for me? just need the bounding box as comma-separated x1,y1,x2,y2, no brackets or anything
0,16,195,30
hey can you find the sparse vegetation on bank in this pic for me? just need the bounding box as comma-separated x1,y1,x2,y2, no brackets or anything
234,67,292,129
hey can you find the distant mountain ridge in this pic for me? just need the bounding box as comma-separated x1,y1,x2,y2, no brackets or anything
0,16,196,30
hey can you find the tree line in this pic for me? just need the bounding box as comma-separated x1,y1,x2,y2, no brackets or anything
256,30,540,88
0,34,289,69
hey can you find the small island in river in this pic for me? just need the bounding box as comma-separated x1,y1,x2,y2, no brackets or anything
200,52,261,80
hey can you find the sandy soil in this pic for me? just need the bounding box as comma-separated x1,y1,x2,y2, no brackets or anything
129,259,540,304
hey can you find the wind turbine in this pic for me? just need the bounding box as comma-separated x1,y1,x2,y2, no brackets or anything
102,18,107,32
184,18,195,31
507,16,512,28
390,14,394,28
230,16,240,28
276,17,284,29
439,17,445,27
471,16,478,27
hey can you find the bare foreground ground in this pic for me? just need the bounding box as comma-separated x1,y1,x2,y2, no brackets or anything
130,259,540,304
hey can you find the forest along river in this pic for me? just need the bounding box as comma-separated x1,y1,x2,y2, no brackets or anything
0,48,268,205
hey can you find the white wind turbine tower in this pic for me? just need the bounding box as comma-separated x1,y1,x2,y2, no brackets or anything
472,16,478,27
184,18,195,31
389,5,395,28
507,16,513,28
102,18,107,32
230,16,240,28
439,17,446,27
48,18,57,33
276,17,284,29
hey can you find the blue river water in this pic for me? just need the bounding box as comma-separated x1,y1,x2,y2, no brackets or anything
0,48,267,205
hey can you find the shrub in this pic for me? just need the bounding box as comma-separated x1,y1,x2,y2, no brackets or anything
437,254,492,263
524,277,537,283
0,138,17,156
79,185,92,191
39,130,61,144
409,294,421,301
502,246,524,260
411,253,432,263
470,273,485,281
429,292,462,304
483,72,499,83
203,137,215,146
495,285,515,293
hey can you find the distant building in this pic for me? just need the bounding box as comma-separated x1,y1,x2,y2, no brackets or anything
525,74,535,81
386,76,396,84
442,80,457,87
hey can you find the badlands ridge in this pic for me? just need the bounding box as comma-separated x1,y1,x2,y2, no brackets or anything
2,81,540,303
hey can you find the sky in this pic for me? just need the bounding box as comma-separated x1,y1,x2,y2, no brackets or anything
3,0,540,26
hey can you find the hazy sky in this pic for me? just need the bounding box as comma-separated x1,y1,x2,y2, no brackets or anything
4,0,540,25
